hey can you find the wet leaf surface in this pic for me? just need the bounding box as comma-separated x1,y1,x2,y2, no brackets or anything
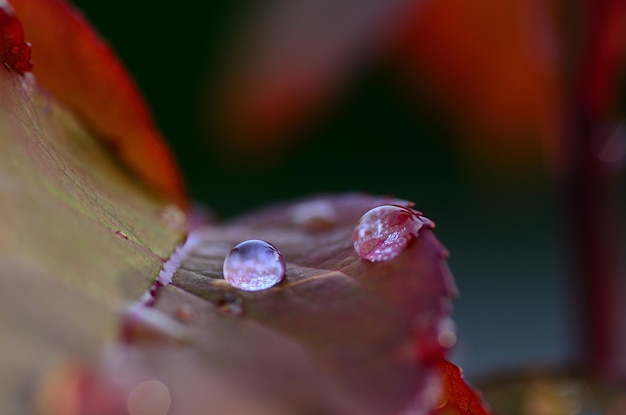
119,194,458,414
0,1,32,73
0,62,483,413
0,6,482,411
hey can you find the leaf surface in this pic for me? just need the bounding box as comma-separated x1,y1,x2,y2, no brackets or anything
9,0,186,204
118,194,458,414
0,66,183,412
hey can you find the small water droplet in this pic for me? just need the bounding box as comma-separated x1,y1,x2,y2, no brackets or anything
218,292,244,316
160,204,186,231
223,240,286,291
353,205,424,262
291,200,337,231
174,303,195,322
116,230,129,240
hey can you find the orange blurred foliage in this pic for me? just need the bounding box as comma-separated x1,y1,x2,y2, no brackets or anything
215,0,567,170
393,0,563,168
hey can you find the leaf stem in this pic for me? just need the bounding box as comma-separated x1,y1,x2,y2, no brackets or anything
562,112,626,382
563,0,626,381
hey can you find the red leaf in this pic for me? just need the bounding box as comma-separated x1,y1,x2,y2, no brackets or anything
432,360,493,415
116,194,460,414
0,1,32,73
9,0,186,205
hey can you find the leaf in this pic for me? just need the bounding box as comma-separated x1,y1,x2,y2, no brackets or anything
0,6,479,412
0,0,32,73
9,0,186,204
432,360,493,415
112,194,458,414
0,63,183,411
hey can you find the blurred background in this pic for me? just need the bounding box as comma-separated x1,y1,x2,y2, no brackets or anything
68,0,623,382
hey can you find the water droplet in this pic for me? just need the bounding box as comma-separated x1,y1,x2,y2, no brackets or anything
223,240,286,291
353,205,424,262
174,303,195,322
291,200,337,231
160,204,186,231
218,292,244,316
127,380,171,415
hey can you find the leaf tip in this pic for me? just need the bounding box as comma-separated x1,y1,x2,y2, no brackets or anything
0,1,32,74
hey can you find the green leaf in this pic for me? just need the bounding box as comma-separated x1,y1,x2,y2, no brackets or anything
0,70,183,411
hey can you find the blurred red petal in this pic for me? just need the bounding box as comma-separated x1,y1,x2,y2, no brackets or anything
10,0,186,205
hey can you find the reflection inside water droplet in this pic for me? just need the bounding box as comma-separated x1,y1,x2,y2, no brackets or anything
353,205,425,262
223,240,286,291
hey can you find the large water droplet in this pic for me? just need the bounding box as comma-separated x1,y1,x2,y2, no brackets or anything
223,240,286,291
353,205,424,262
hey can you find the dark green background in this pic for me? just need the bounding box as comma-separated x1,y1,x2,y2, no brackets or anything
71,0,568,379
